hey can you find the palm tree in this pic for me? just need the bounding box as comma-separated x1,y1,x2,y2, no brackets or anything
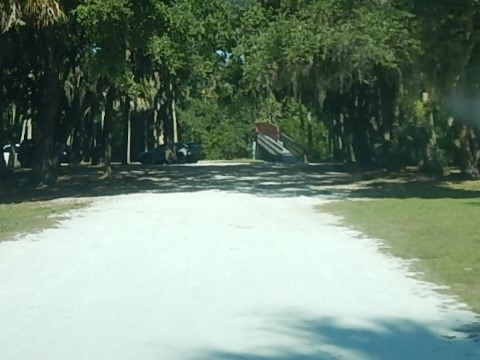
0,0,65,180
1,0,64,31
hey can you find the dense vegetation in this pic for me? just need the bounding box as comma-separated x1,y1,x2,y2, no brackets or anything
1,0,480,181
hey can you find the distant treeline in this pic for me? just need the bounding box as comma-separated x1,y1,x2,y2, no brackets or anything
1,0,480,180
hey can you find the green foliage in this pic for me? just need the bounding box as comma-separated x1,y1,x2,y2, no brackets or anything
238,0,418,95
179,98,252,159
2,0,480,173
270,97,328,161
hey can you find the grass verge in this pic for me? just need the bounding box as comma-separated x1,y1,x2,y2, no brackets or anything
0,200,89,243
319,195,480,314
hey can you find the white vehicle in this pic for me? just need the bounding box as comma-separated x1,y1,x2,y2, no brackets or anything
2,143,20,167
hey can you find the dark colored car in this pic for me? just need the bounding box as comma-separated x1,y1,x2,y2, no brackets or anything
175,142,202,164
17,139,36,168
138,144,171,165
139,142,202,165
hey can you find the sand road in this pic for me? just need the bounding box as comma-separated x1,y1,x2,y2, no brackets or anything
0,164,478,360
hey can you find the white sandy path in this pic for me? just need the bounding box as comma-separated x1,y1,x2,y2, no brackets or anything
0,191,478,360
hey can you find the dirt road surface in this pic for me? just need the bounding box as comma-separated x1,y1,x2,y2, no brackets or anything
0,163,478,359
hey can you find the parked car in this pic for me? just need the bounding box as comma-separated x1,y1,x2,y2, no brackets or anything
138,144,171,165
175,142,202,164
2,143,20,166
17,139,36,168
138,142,202,165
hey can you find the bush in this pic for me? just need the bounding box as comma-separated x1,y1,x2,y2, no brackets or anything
179,98,253,160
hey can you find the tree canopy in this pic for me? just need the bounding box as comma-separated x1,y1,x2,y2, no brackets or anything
2,0,480,180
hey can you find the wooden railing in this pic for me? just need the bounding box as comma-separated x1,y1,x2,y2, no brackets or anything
280,133,303,158
257,132,287,157
254,122,303,163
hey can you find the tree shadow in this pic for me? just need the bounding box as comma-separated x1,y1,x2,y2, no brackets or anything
192,314,480,360
1,162,480,204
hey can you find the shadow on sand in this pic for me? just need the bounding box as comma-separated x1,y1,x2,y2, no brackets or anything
1,162,480,204
192,314,480,360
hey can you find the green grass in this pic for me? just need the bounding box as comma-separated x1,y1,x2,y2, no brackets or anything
0,200,89,243
320,196,480,314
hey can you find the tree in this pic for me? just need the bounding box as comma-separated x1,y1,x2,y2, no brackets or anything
233,0,418,164
1,0,64,31
413,0,480,176
2,0,479,180
1,1,66,180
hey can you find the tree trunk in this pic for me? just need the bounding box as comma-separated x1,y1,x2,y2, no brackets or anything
153,95,164,146
351,83,375,166
0,62,7,173
69,88,87,168
34,27,61,184
172,84,178,143
101,86,116,179
159,80,174,143
307,111,313,161
122,96,132,165
459,125,480,178
376,71,398,169
63,73,84,167
296,92,308,163
144,110,149,152
378,72,396,142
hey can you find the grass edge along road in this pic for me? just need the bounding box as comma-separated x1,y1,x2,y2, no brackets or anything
319,185,480,315
0,200,89,243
